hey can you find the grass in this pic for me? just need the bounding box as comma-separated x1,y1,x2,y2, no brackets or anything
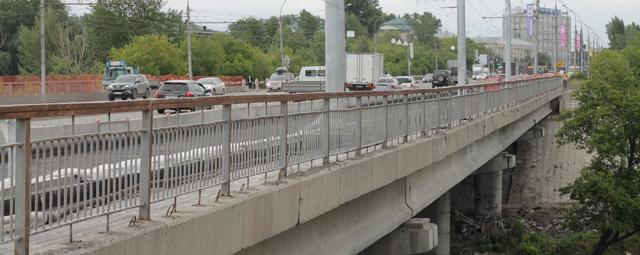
568,79,586,90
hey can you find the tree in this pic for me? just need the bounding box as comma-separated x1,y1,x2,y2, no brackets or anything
298,10,321,40
17,7,98,74
85,0,183,61
0,0,66,75
180,36,225,76
345,13,367,38
557,50,640,255
606,17,626,50
404,12,441,46
110,34,185,76
345,0,384,36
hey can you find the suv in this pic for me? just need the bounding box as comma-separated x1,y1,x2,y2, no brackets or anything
432,70,452,87
197,77,226,95
155,80,212,113
106,74,150,100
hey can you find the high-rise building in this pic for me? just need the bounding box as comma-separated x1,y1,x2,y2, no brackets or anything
507,5,571,69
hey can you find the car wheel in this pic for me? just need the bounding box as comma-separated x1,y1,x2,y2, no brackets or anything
158,109,165,114
131,89,137,100
108,96,115,101
142,89,149,99
436,75,446,83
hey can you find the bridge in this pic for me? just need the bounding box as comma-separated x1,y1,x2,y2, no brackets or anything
0,76,562,255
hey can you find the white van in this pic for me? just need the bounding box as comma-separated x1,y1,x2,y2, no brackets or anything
281,66,326,93
297,66,326,82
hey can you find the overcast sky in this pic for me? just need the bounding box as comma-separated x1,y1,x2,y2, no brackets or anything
70,0,640,46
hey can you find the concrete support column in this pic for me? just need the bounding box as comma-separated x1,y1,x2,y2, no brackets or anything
432,192,450,255
362,218,438,255
474,152,516,217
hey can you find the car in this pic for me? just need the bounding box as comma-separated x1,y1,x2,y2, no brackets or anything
475,72,489,80
106,74,151,101
197,77,226,95
266,68,295,91
423,73,433,84
155,80,212,113
432,70,453,88
373,77,399,91
395,76,416,90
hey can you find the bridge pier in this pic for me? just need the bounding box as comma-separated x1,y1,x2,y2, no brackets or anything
474,152,516,217
360,218,438,255
429,192,451,255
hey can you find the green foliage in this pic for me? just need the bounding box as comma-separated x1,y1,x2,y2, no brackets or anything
84,0,183,61
110,34,185,76
403,12,441,46
572,72,587,80
228,17,279,50
607,17,626,50
180,36,225,76
0,0,67,75
476,217,597,255
557,50,640,255
345,0,384,36
17,7,99,75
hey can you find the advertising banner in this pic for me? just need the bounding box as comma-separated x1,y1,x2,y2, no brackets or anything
527,4,535,37
560,25,567,47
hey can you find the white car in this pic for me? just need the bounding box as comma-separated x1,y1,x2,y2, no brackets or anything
395,76,416,90
266,72,295,91
197,77,226,95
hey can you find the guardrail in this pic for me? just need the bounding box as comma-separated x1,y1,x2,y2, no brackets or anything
0,76,561,254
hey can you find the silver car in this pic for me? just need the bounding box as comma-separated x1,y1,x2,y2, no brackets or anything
107,74,151,101
373,77,399,91
197,77,226,95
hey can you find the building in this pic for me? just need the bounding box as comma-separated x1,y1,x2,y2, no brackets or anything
507,5,572,69
475,37,535,73
380,18,413,39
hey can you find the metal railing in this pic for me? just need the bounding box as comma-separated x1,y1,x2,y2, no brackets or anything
0,76,561,254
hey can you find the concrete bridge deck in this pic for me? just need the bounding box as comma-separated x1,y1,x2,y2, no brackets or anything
0,77,562,254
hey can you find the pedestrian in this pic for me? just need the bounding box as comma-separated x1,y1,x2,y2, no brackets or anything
562,72,569,90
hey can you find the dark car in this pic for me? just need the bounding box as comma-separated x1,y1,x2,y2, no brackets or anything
432,70,452,88
155,80,212,113
106,74,151,101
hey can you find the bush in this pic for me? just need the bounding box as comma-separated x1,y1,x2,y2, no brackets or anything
572,72,587,80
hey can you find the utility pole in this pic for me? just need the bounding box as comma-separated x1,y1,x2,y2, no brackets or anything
435,39,439,70
505,0,512,79
40,0,46,96
457,0,466,86
325,0,346,92
534,0,539,72
407,42,412,76
553,0,558,72
186,0,192,80
279,0,287,68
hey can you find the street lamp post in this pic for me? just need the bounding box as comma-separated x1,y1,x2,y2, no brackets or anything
391,38,413,76
279,0,288,69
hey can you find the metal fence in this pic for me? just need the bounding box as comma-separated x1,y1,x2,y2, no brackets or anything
0,76,561,254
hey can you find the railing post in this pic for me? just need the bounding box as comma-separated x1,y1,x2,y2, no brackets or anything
138,110,153,220
403,94,409,142
279,101,288,178
383,95,389,148
222,104,232,195
322,98,330,164
421,92,428,136
356,97,362,156
14,118,31,255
